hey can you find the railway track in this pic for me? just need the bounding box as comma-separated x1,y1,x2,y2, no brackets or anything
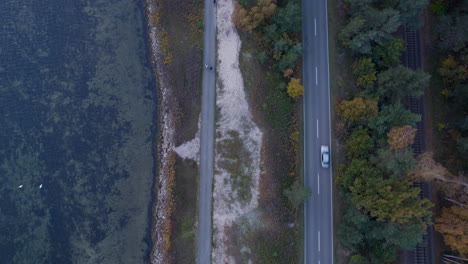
402,25,421,70
402,25,425,156
401,25,434,264
410,183,435,264
405,95,426,155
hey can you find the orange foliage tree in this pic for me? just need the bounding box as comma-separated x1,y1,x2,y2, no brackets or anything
232,0,277,32
435,205,468,257
283,68,293,78
411,152,468,258
387,125,417,150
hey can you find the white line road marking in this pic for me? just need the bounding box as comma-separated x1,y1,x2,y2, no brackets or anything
314,18,317,36
319,230,320,252
315,67,318,86
316,119,319,138
317,174,320,195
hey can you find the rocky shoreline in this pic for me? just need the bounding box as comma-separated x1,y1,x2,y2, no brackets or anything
144,1,175,263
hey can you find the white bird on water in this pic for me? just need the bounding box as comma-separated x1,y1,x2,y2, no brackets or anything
39,184,43,189
18,185,23,188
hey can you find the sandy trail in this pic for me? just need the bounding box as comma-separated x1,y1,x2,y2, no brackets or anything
212,0,263,263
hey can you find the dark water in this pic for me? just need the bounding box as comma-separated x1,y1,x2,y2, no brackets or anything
0,0,157,263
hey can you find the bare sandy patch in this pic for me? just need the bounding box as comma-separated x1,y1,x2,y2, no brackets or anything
173,116,201,162
212,0,264,263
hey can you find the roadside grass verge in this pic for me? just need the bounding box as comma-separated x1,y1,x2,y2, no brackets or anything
172,156,199,262
238,32,300,263
157,0,203,263
162,0,203,146
240,33,295,133
326,0,358,262
296,97,304,263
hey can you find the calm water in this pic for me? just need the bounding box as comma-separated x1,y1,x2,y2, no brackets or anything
0,0,157,263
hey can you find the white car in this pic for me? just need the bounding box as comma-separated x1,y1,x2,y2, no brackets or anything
321,145,329,168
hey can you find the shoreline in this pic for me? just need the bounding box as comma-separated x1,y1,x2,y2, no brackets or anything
144,1,175,263
144,0,204,262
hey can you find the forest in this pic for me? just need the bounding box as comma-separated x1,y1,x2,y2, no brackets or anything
334,0,467,263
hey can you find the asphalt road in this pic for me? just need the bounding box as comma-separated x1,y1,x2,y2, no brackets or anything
197,0,216,263
302,0,334,263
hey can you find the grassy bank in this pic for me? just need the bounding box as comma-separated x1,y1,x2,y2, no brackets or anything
154,0,204,262
171,157,199,262
239,31,301,263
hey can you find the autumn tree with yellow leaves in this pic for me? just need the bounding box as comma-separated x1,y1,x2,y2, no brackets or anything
352,57,377,89
350,176,432,227
438,55,467,86
287,78,304,99
335,97,378,122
